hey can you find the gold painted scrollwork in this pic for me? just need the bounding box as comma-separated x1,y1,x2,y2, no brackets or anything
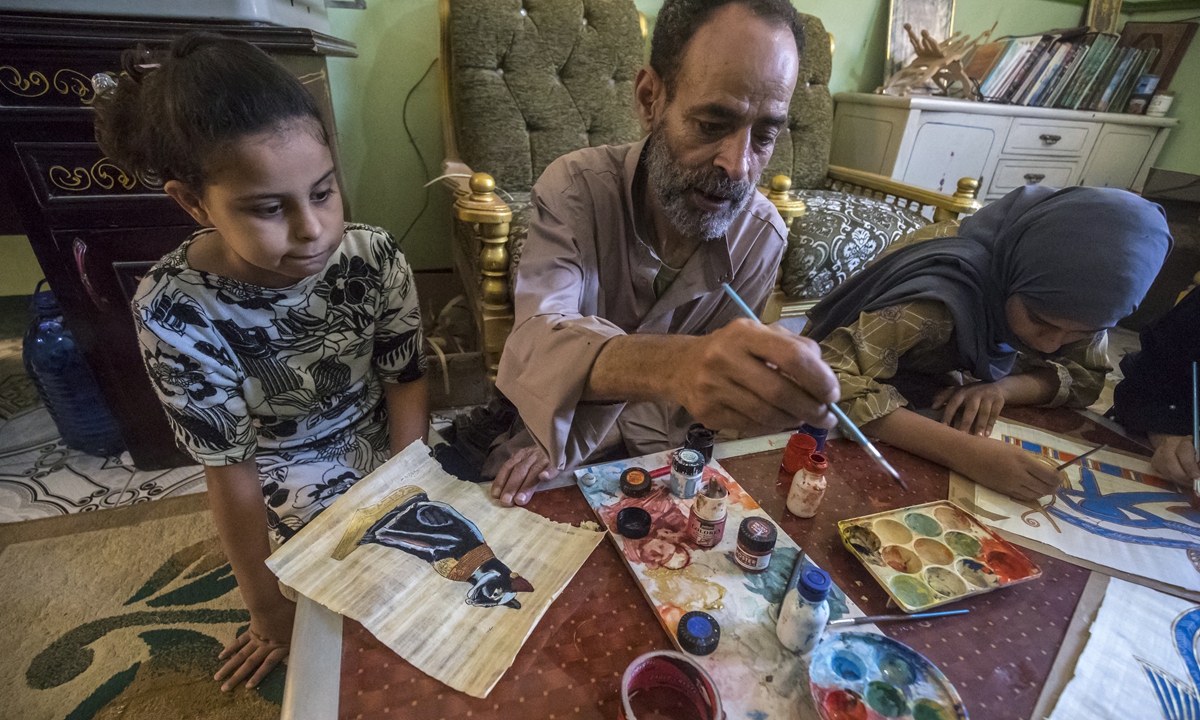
0,66,50,97
52,69,96,105
49,165,92,192
0,66,101,104
48,156,145,193
90,157,137,191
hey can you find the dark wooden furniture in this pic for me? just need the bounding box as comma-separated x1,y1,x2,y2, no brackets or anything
0,12,355,468
333,408,1154,720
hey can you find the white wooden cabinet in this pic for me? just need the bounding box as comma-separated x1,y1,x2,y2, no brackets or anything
830,93,1178,201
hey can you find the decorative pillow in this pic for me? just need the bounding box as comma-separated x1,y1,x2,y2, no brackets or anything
781,190,928,300
504,192,532,293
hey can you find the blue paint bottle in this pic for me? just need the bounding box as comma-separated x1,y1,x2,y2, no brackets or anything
776,565,831,654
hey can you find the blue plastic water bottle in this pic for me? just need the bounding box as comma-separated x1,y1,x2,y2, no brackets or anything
22,282,126,456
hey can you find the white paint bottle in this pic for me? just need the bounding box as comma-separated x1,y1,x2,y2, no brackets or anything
776,565,831,654
786,453,828,518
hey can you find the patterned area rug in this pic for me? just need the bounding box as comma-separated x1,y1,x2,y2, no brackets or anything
0,492,284,720
0,337,206,523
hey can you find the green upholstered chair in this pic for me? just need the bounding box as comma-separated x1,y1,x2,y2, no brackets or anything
439,1,980,380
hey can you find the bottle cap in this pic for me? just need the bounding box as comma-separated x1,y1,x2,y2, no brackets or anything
798,566,832,603
620,467,651,497
672,448,705,476
807,453,829,473
616,507,652,539
677,611,720,656
782,433,817,474
685,424,716,463
737,517,777,553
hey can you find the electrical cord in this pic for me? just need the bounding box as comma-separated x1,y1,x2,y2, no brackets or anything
397,57,439,248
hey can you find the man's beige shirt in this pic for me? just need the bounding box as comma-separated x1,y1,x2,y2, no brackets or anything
496,138,788,470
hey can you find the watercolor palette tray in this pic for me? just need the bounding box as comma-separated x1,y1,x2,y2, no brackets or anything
838,500,1041,612
576,449,874,720
810,632,967,720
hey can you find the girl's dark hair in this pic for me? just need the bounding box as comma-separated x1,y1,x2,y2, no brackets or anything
93,32,327,189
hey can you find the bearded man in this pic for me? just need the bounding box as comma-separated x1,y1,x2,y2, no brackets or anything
486,0,840,505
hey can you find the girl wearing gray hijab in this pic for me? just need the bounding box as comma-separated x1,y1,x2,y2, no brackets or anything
805,185,1172,500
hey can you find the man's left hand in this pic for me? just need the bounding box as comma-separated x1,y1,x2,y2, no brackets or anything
491,444,553,507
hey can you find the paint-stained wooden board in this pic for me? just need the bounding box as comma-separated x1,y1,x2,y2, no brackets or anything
577,450,872,720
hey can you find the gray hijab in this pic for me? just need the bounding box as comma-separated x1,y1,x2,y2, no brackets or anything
806,186,1173,382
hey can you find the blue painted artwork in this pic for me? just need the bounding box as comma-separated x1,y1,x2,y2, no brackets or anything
1006,437,1200,556
1139,607,1200,720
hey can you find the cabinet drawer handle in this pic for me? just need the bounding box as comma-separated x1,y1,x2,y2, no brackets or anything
73,238,108,309
1024,173,1046,185
1039,134,1062,145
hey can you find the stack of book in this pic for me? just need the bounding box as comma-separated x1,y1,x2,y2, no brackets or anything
965,21,1194,114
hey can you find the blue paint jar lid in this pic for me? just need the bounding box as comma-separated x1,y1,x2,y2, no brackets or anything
799,566,832,603
677,611,720,656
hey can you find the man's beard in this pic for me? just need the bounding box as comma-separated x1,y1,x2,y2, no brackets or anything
644,129,759,241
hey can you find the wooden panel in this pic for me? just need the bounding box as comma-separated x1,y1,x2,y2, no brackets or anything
902,120,997,194
988,159,1079,196
1001,118,1097,158
829,110,895,175
1080,124,1157,190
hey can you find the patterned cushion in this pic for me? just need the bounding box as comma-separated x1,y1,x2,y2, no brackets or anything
780,190,928,300
505,192,533,291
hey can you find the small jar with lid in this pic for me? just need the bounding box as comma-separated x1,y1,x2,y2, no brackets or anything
670,448,705,499
799,422,828,452
734,517,777,573
685,423,716,463
778,432,817,488
786,452,828,518
620,467,651,498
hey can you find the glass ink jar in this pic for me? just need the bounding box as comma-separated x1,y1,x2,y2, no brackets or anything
670,448,705,499
735,517,777,573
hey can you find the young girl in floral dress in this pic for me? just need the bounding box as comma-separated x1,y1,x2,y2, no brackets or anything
93,33,429,691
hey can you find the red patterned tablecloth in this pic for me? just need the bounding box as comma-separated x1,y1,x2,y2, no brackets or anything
338,408,1138,719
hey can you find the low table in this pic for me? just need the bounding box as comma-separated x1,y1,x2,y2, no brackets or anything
282,408,1146,720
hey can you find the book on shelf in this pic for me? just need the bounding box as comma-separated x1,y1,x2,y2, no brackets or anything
968,19,1191,116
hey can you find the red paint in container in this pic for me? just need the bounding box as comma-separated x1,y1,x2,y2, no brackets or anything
619,651,722,720
778,432,817,488
819,688,868,720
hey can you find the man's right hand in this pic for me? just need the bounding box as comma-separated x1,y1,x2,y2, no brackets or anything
671,318,839,435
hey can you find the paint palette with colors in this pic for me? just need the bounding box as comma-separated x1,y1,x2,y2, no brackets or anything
838,500,1041,612
809,631,966,720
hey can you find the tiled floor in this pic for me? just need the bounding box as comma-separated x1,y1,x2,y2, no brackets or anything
0,294,1145,524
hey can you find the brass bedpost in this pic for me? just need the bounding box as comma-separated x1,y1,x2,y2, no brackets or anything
761,175,806,323
934,177,982,222
454,173,513,384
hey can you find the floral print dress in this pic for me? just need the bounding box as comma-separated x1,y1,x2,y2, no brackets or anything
132,223,426,543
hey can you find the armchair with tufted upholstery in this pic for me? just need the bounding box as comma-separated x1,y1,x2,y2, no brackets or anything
438,1,982,382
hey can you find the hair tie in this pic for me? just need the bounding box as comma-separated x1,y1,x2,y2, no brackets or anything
91,72,118,96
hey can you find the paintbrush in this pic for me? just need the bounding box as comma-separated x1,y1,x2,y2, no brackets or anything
827,609,970,627
720,283,907,490
1054,443,1108,472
